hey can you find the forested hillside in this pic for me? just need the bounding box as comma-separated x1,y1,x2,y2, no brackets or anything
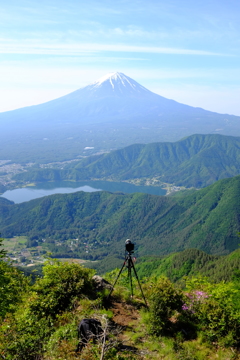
15,134,240,188
135,248,240,283
1,174,240,270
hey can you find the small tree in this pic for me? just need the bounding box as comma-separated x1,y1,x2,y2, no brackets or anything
0,262,29,319
0,236,29,318
0,236,7,258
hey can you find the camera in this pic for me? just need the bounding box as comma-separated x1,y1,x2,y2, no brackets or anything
125,239,134,253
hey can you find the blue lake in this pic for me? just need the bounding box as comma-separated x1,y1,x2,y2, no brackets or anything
1,180,166,204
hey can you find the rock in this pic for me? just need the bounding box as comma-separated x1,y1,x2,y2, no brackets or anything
92,275,113,291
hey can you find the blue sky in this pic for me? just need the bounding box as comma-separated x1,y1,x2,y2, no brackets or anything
1,0,240,115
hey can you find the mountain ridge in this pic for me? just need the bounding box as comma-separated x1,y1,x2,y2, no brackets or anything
15,133,240,188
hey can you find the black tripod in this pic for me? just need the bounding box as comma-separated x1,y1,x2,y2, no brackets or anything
108,249,148,307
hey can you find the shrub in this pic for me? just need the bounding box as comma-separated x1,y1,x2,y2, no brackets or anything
0,314,52,360
29,259,95,318
146,275,240,347
182,277,240,346
0,260,29,319
0,260,96,359
147,277,184,336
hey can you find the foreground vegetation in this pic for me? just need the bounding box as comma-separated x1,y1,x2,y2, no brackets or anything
1,237,240,359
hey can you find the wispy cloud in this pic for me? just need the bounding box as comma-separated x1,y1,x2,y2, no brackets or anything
0,40,226,56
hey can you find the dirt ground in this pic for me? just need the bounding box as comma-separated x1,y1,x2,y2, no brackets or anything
109,300,142,348
109,300,149,358
110,300,140,327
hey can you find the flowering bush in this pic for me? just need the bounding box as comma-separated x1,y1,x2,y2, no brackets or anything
146,276,240,347
182,277,240,346
182,290,209,313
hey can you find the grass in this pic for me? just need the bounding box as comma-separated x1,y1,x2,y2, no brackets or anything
57,258,88,264
3,236,27,251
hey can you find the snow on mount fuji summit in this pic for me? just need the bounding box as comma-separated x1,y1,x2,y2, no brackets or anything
87,72,152,97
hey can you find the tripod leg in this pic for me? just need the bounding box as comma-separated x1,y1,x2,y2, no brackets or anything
128,259,133,298
108,259,126,298
129,257,148,307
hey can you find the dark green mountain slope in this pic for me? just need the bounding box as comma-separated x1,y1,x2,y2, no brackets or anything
15,134,240,188
173,175,240,254
135,248,240,283
2,175,240,261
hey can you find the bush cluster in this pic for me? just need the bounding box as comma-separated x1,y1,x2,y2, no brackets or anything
0,260,96,359
147,277,184,336
146,276,240,347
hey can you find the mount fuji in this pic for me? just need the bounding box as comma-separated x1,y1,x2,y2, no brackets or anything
0,72,240,162
0,72,230,124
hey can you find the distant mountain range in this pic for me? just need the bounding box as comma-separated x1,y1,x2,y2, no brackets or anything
1,72,240,163
15,134,240,188
1,173,240,268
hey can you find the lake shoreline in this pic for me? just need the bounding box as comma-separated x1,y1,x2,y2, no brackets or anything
0,179,167,204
